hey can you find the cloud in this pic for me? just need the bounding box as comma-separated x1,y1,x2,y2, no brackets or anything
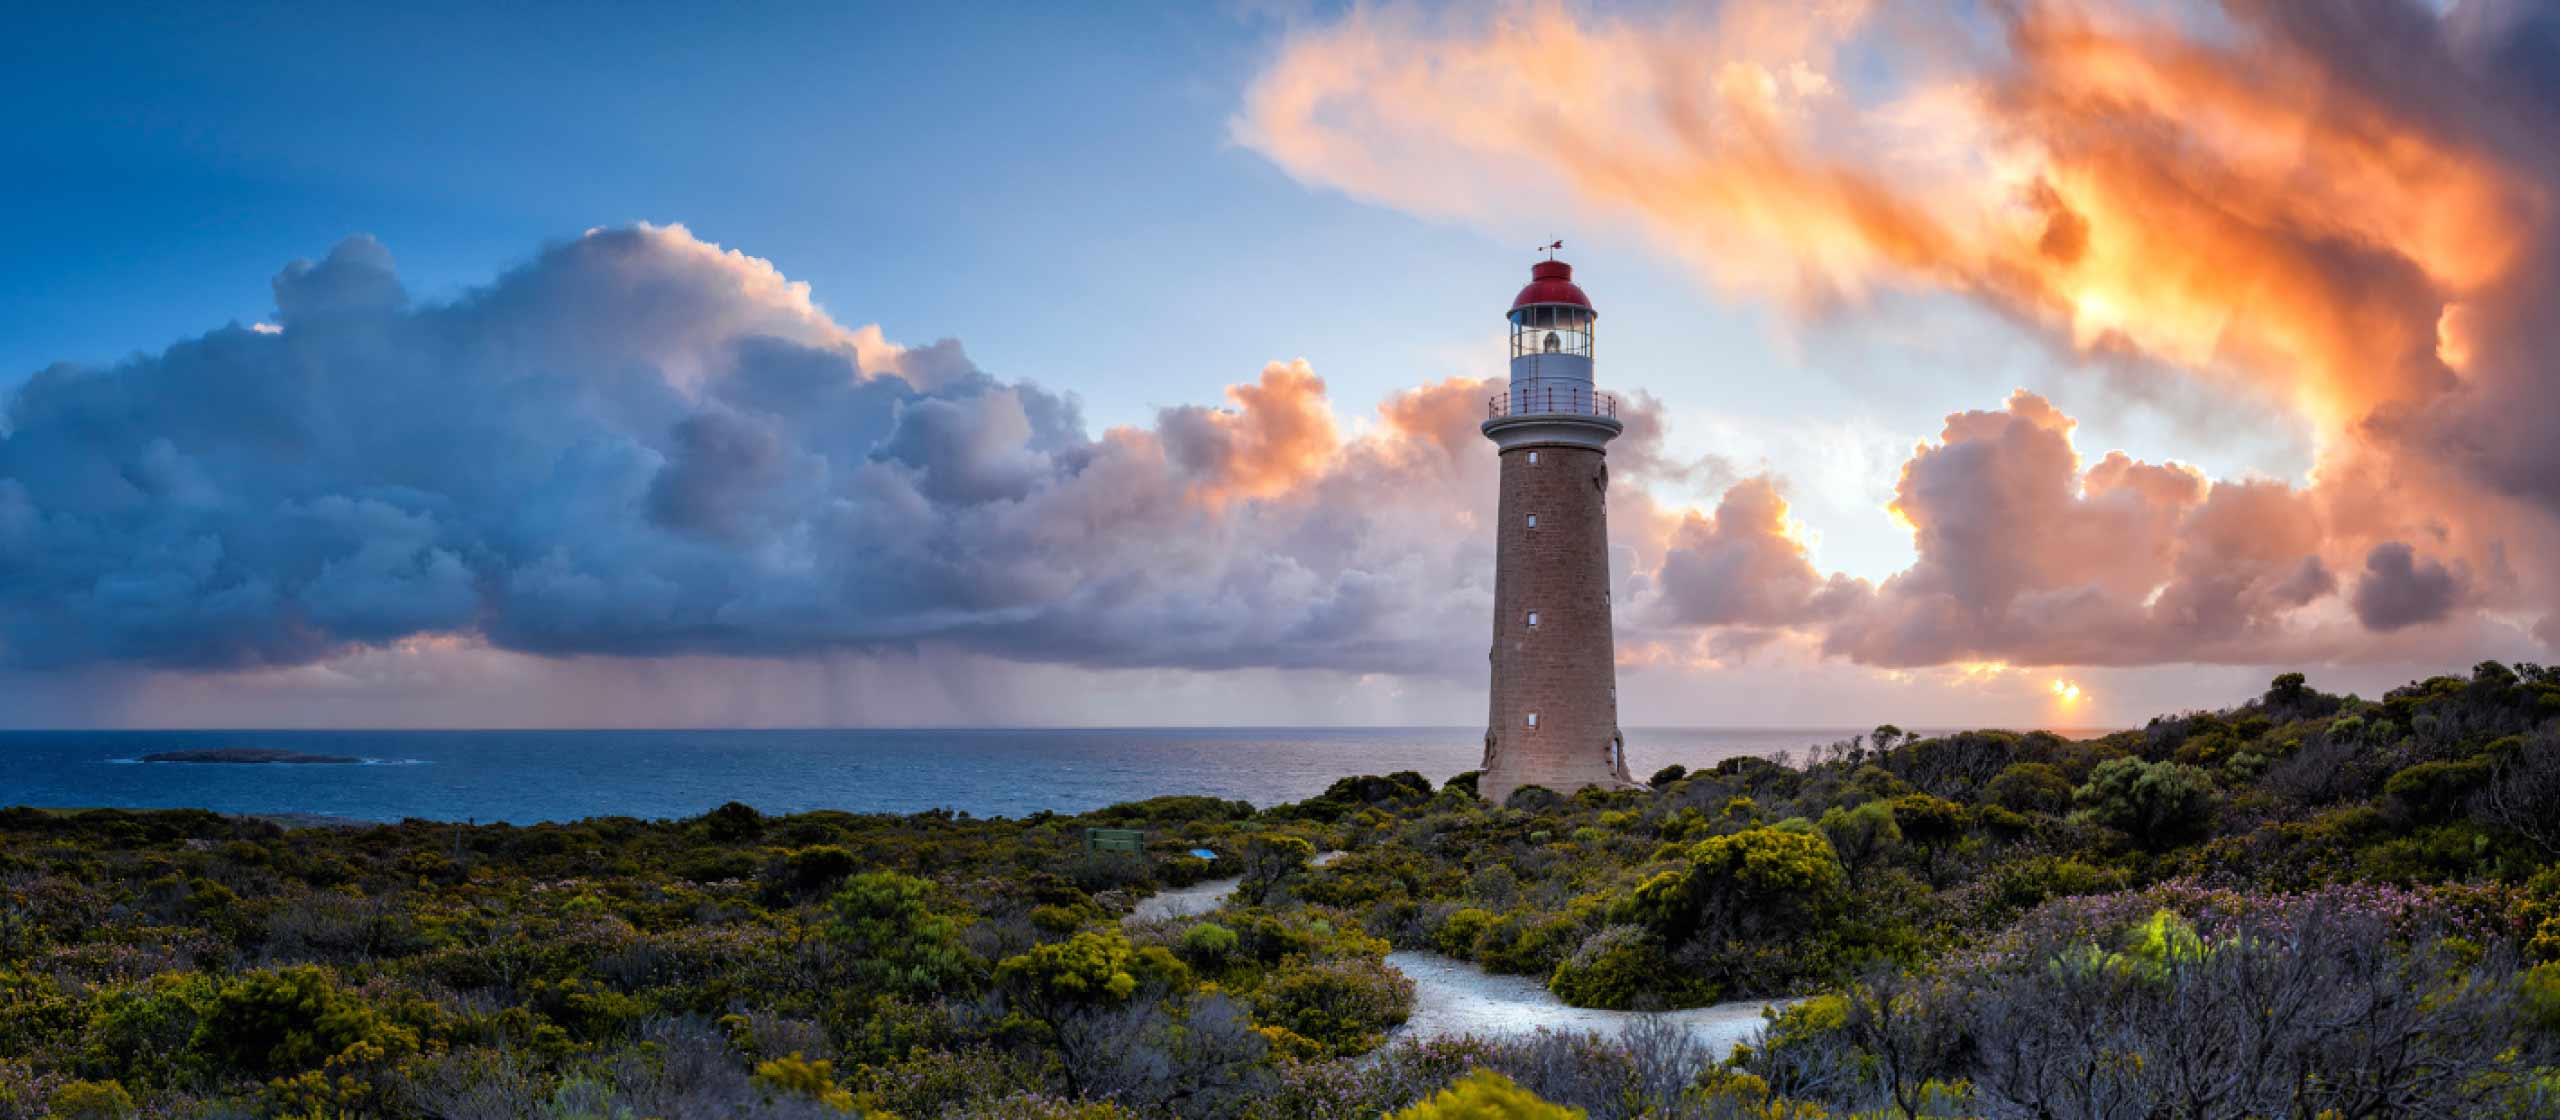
3,220,2534,685
2351,541,2467,632
1645,477,1864,630
1807,391,2351,666
1239,0,2560,654
0,225,1528,675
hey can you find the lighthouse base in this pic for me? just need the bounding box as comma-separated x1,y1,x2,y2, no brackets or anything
1478,730,1637,807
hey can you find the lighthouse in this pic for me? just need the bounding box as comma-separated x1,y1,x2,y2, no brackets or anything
1477,254,1634,805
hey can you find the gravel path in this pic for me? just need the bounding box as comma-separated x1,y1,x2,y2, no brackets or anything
1385,950,1782,1053
1129,877,1242,922
1125,859,1783,1051
1127,851,1346,924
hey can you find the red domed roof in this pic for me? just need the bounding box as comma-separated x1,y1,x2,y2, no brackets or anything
1511,259,1593,311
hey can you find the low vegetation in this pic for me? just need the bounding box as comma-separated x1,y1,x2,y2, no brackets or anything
6,664,2560,1116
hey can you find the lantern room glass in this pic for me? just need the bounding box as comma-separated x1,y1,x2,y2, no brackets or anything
1510,304,1593,359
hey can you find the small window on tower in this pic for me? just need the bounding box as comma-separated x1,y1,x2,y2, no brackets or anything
1526,610,1540,627
1526,712,1539,728
1527,451,1539,464
1526,514,1538,528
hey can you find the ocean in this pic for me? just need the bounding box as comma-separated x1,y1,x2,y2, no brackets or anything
0,727,2090,824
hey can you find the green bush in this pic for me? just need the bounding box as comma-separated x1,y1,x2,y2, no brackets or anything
190,965,418,1078
46,1080,135,1120
2075,757,2220,850
1985,762,2074,814
2520,962,2560,1034
995,930,1187,1025
2384,757,2494,822
1547,924,1673,1009
1505,786,1565,813
829,871,983,997
1250,957,1415,1056
1436,907,1496,956
1985,855,2130,912
79,973,215,1086
1817,801,1901,869
1179,921,1239,965
1620,826,1845,946
779,844,861,894
1388,1070,1583,1118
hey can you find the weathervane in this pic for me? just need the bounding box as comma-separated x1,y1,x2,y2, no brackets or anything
1540,239,1563,261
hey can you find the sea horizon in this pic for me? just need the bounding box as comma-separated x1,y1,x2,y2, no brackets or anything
0,724,2123,825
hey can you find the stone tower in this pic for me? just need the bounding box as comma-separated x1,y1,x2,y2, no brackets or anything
1478,256,1634,805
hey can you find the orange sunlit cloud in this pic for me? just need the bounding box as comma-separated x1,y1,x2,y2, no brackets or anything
1239,0,2560,664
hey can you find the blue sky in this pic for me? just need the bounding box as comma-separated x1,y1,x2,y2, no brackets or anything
2,1,2531,729
4,1,2303,586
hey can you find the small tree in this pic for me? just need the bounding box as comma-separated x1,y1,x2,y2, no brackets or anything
1984,762,2073,815
1817,801,1902,873
2074,758,2219,850
1889,794,1968,884
1234,833,1315,907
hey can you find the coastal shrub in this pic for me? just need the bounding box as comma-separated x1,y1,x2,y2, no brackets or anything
1620,826,1845,947
995,930,1187,1024
44,1080,134,1120
191,965,418,1078
1158,852,1219,888
1984,761,2073,814
827,871,983,998
1984,856,2130,913
1545,924,1669,1009
952,1095,1140,1119
1504,786,1565,814
752,1052,857,1112
77,973,213,1087
1466,863,1521,908
1817,800,1900,870
1890,793,1968,882
1319,773,1436,808
778,844,861,896
1387,1070,1582,1119
2075,757,2220,850
1084,795,1256,824
2386,757,2496,822
14,661,2560,1118
1236,834,1316,907
1466,909,1582,977
1070,851,1159,898
696,800,765,842
1434,907,1495,956
1250,957,1415,1057
1179,921,1239,966
1647,764,1687,789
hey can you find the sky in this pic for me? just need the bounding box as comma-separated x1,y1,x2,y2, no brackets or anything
1,0,2554,731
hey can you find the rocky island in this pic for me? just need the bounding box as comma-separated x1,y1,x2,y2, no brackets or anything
137,747,361,764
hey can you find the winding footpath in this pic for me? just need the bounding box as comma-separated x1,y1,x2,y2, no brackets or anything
1126,858,1783,1054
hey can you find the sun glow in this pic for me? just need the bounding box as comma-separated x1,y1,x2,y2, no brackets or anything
2049,679,2086,704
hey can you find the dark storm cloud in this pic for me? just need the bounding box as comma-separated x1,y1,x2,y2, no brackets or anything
0,225,1503,673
